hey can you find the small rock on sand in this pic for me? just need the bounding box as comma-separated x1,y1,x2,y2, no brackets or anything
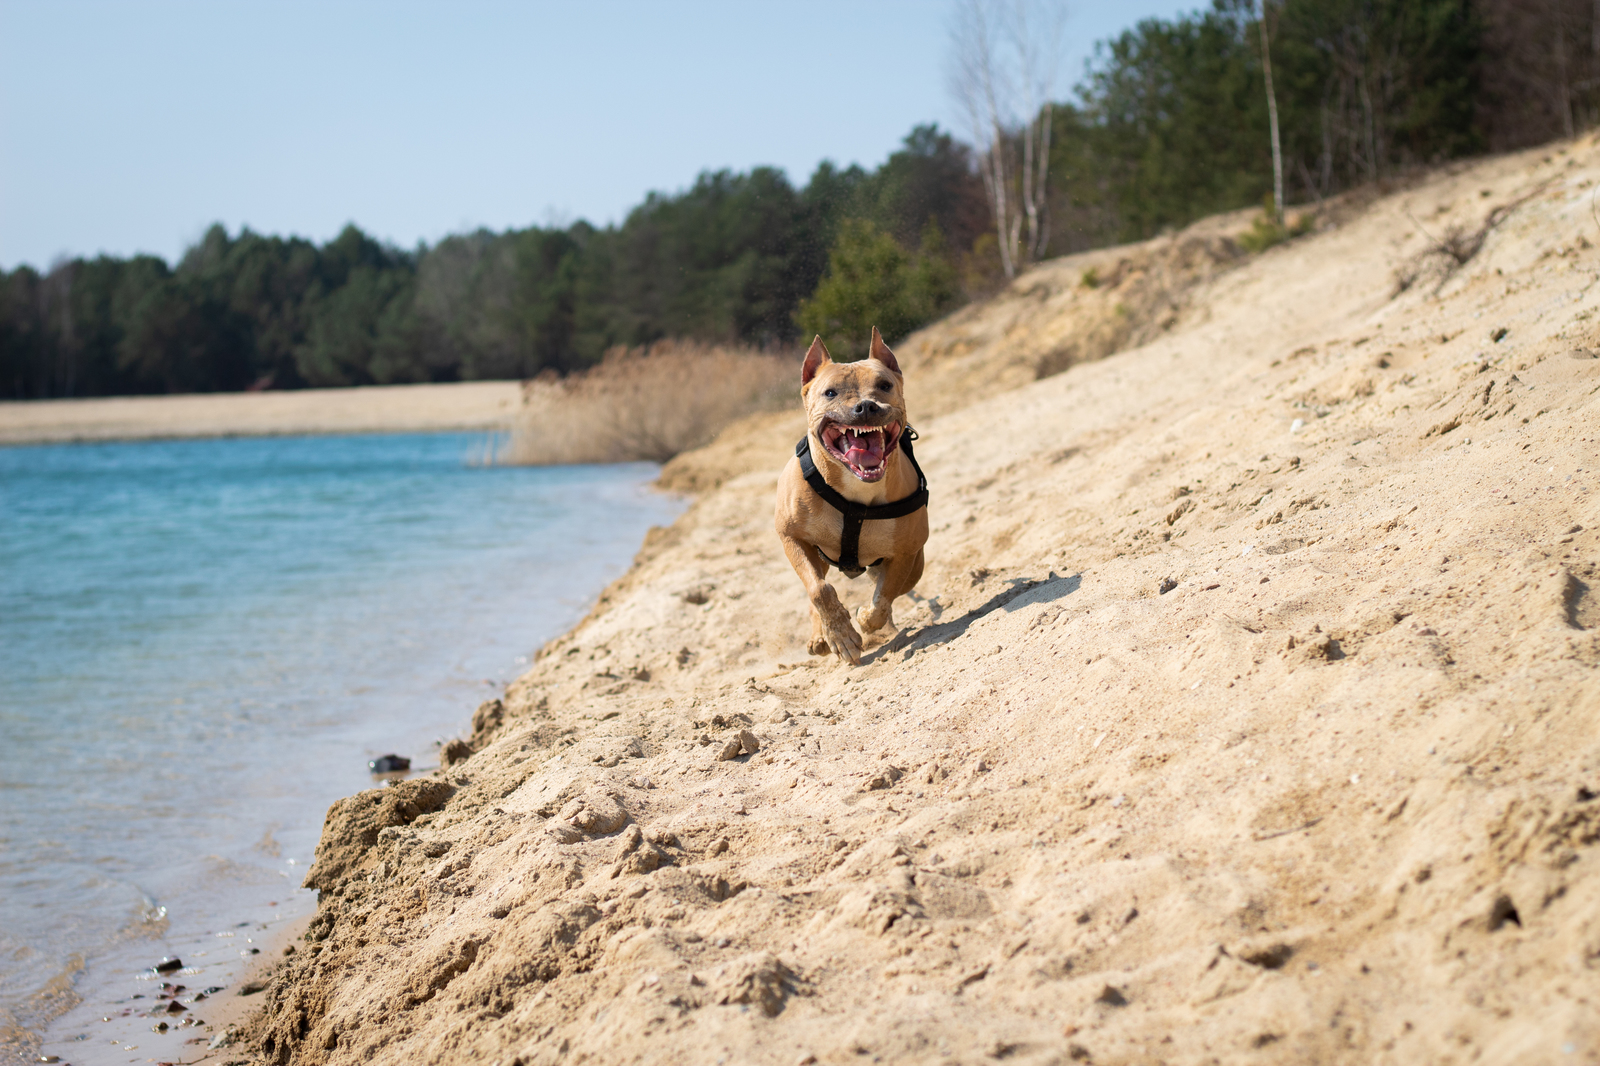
719,731,760,760
1096,984,1129,1007
368,754,410,773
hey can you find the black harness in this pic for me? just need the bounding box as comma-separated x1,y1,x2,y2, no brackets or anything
795,427,928,577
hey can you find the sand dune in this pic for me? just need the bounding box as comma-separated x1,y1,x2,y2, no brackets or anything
242,138,1600,1065
0,380,522,445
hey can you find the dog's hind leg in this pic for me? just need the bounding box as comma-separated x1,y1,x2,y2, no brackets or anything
858,548,924,635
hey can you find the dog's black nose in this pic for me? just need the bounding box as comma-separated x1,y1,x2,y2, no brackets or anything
853,400,882,417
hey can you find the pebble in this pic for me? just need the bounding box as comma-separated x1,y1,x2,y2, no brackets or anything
368,754,410,773
1096,984,1129,1006
152,957,183,974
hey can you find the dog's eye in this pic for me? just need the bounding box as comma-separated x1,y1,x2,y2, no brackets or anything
823,388,837,398
877,380,893,391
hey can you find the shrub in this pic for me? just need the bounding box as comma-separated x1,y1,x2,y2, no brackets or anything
1238,199,1315,254
502,341,793,465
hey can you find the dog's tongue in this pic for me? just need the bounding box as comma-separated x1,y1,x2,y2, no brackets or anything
845,431,886,467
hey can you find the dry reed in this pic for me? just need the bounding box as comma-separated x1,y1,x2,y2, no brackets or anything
502,341,795,466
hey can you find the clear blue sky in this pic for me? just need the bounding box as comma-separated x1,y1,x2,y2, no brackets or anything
0,1,1197,270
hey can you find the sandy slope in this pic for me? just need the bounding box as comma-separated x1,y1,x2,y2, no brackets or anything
245,138,1600,1066
0,380,522,445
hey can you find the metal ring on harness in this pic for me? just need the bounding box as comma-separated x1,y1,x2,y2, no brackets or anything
795,427,928,577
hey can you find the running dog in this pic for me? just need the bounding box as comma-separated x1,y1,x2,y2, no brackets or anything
774,328,929,665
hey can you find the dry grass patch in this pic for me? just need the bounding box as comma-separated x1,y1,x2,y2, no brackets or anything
502,341,794,465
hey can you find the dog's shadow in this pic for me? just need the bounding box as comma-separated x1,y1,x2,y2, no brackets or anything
867,572,1082,663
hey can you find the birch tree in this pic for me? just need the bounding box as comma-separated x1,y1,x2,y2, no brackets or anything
950,0,1067,279
1259,0,1284,222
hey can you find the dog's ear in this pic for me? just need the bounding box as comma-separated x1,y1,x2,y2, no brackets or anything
802,335,832,386
868,326,901,375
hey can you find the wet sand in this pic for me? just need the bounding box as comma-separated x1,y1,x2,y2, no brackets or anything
189,916,312,1063
0,380,523,445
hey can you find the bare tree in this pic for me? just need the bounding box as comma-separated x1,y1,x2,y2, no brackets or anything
1259,1,1284,222
950,0,1066,279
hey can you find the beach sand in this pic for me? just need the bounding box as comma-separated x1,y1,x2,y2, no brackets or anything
0,380,523,446
243,138,1600,1065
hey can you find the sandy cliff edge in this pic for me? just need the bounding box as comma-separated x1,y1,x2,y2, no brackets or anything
244,139,1599,1066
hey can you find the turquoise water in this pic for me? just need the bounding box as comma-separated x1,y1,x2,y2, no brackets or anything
0,434,682,1061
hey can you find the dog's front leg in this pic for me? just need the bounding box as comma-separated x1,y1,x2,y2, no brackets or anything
858,547,924,635
779,534,862,665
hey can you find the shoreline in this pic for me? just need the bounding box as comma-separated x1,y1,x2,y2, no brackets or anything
187,914,312,1063
11,434,684,1065
0,380,524,446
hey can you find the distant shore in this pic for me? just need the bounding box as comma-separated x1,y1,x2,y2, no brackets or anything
0,380,524,446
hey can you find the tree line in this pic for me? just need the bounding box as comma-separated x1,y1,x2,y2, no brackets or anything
3,0,1593,400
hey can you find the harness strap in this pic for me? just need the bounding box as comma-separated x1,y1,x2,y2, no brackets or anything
795,427,928,577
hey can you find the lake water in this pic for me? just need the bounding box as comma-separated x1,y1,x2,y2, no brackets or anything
0,433,683,1064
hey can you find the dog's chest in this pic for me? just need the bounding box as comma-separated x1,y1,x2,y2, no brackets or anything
799,499,924,567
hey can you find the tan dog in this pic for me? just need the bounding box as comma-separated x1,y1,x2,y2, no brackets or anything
774,328,928,664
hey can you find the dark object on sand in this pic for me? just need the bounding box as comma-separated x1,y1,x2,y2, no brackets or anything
369,754,410,773
153,957,183,974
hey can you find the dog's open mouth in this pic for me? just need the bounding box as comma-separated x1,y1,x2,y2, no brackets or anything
820,420,902,482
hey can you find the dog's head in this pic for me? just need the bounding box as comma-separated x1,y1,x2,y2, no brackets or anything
800,327,907,483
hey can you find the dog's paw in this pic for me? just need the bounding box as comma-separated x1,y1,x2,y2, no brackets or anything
856,604,895,634
823,619,863,665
